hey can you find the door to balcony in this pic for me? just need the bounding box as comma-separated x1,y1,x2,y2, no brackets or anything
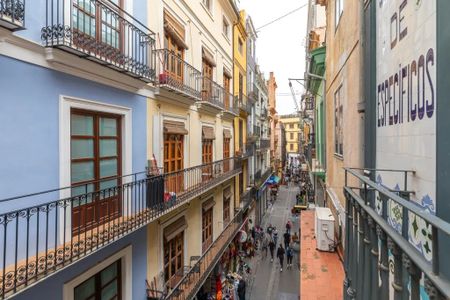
71,109,122,235
164,34,184,84
72,0,124,63
202,58,214,101
202,200,214,252
164,133,184,194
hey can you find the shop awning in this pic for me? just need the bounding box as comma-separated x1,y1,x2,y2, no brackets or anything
164,216,187,241
163,120,188,135
202,198,216,211
223,129,232,139
202,126,215,140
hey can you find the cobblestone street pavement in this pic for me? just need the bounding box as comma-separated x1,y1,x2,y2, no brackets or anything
248,183,300,300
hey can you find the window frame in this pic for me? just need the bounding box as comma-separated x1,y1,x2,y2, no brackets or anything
63,246,132,300
334,85,344,157
202,0,212,12
238,38,243,55
223,187,231,225
202,205,214,252
222,16,230,39
163,231,184,288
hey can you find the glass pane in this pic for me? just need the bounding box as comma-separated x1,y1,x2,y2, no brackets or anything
74,277,95,300
71,184,94,207
100,158,118,178
71,139,94,159
99,179,118,199
72,2,96,37
101,280,118,300
72,161,94,183
71,114,93,136
100,139,117,157
100,117,117,136
101,262,118,285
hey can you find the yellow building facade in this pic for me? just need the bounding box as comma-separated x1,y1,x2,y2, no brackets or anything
279,114,301,157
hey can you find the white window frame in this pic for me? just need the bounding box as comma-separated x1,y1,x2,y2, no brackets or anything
63,245,133,300
222,16,230,40
335,0,344,29
202,0,213,13
59,95,132,241
334,85,343,157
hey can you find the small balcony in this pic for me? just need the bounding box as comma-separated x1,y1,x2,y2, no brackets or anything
155,49,202,100
41,0,156,82
260,108,268,119
196,76,225,114
236,94,252,115
260,138,270,150
160,210,245,300
0,0,24,30
222,89,239,119
235,143,254,158
240,188,254,211
0,158,241,299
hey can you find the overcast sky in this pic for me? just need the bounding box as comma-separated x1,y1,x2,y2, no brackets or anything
240,0,308,115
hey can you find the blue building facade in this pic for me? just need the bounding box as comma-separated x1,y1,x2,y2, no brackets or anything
0,0,154,299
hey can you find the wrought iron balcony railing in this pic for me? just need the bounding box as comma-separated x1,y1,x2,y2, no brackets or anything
199,76,225,109
240,189,254,211
260,138,270,149
343,168,450,300
236,143,254,158
260,108,268,119
160,210,245,300
155,49,202,99
0,0,24,30
0,157,241,299
223,90,238,115
236,94,252,114
41,0,156,82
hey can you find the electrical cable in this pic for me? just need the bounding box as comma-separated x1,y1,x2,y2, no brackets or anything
255,4,308,32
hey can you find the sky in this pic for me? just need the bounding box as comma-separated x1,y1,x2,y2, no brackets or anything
240,0,309,115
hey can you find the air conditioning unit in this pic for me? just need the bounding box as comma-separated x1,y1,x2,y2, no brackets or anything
314,207,335,252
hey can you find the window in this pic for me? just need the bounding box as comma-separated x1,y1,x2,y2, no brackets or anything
164,33,184,84
335,0,344,28
74,260,122,300
223,134,231,172
223,17,229,38
72,0,123,60
224,73,231,109
290,132,294,140
202,0,211,11
164,231,184,288
223,187,231,224
164,133,184,193
202,58,214,101
202,206,213,251
238,38,243,54
238,72,243,100
334,86,344,156
290,143,294,151
202,127,214,180
71,109,121,234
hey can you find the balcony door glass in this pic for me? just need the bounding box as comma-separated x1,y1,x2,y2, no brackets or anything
71,109,122,235
72,0,123,55
164,34,184,84
164,232,184,289
202,139,213,181
202,59,213,101
164,134,184,193
223,75,231,109
202,207,213,252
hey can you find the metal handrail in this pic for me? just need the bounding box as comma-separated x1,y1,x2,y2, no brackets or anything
343,167,450,299
0,157,241,299
0,0,25,29
164,210,245,299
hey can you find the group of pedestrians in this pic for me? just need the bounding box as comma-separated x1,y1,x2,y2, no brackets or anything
261,221,298,272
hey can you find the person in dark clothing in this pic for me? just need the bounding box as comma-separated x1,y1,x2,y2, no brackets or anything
277,244,285,271
238,278,246,300
268,239,276,262
286,220,292,234
283,231,291,249
286,246,294,269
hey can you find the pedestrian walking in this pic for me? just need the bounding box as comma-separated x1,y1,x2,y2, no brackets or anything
267,224,274,236
261,233,269,259
286,246,294,269
269,239,276,262
277,244,285,272
273,227,279,246
283,230,291,250
238,278,246,300
286,220,292,234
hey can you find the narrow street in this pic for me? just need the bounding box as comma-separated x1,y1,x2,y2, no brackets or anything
248,183,300,300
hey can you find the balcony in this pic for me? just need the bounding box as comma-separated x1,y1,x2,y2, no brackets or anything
155,49,201,100
260,138,270,150
0,0,24,30
196,76,225,115
0,158,241,299
222,90,239,119
235,143,254,158
236,94,252,115
260,108,268,119
160,210,245,300
247,125,261,143
343,168,450,300
41,0,156,82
